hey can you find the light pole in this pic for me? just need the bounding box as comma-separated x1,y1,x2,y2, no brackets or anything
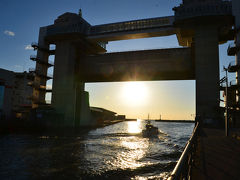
223,66,229,136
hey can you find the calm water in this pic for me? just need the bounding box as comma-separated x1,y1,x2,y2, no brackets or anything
0,120,194,180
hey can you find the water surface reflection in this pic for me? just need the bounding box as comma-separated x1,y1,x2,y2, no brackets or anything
0,121,194,179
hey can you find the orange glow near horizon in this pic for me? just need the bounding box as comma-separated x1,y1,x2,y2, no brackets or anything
85,81,196,120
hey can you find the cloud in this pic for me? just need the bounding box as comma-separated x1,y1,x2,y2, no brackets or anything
25,45,34,50
4,30,15,36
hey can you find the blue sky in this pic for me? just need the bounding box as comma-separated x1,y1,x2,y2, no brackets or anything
0,0,235,119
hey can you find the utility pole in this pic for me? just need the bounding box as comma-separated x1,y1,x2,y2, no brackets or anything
224,67,229,136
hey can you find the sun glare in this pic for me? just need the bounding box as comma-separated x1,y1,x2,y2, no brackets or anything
127,120,142,134
121,82,148,106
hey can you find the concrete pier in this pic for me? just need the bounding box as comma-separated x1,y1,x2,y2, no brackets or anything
194,26,220,123
52,41,91,127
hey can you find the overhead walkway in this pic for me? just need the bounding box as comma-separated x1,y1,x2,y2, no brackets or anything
46,14,176,42
88,16,176,41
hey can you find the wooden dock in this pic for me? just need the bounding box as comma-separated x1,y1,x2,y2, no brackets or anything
191,128,240,180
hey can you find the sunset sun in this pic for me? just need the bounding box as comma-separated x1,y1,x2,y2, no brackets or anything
121,82,148,106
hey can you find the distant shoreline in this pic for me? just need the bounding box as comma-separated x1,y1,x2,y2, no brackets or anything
154,119,195,123
126,119,195,123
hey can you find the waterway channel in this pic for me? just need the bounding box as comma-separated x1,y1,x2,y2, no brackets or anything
0,120,194,179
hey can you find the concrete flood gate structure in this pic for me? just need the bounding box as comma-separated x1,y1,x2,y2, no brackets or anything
30,0,239,128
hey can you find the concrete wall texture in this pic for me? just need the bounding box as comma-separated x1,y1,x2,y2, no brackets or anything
0,69,33,120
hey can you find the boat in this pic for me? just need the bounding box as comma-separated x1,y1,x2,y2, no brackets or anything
142,121,159,137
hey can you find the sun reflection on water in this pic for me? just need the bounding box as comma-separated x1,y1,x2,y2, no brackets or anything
109,120,151,170
82,120,178,173
127,119,142,134
114,136,150,169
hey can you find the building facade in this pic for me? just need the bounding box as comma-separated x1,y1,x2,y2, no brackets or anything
13,72,34,118
90,107,117,123
0,68,15,120
0,68,34,120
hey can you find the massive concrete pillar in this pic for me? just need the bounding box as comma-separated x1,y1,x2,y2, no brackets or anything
194,26,220,123
32,27,49,108
52,41,92,127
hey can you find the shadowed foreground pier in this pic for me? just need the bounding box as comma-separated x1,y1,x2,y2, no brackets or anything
192,128,240,180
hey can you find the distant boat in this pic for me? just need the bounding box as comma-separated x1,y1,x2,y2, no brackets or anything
142,121,159,137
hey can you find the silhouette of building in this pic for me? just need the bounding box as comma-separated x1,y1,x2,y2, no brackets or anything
90,107,117,124
0,68,34,120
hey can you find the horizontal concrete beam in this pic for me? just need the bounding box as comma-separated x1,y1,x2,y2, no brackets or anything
79,48,195,82
87,27,176,42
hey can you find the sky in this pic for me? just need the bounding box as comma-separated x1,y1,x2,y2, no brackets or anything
0,0,235,120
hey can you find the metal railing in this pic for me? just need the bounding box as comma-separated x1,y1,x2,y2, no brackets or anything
174,2,232,20
228,43,240,56
31,42,56,55
227,60,240,72
30,55,37,61
168,122,200,180
228,42,236,53
30,55,54,66
28,68,53,79
31,42,38,50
